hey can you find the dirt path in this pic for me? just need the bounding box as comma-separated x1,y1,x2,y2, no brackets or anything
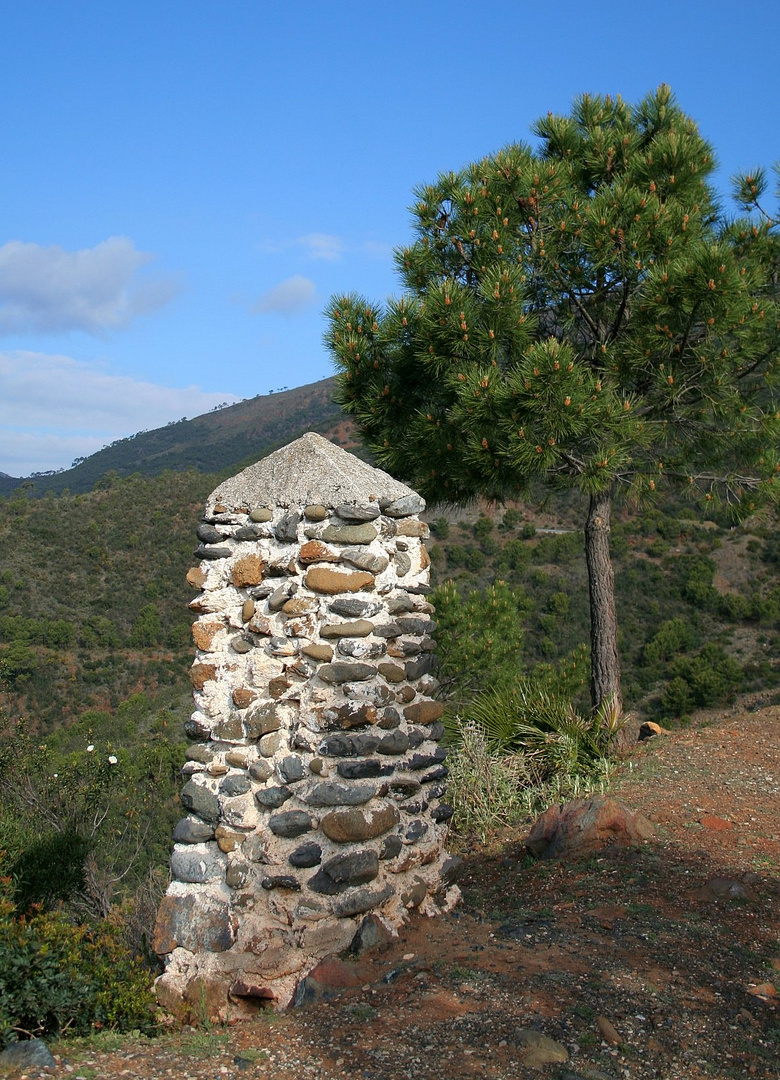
27,705,780,1079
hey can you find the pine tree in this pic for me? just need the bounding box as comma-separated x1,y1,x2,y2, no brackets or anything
325,87,780,714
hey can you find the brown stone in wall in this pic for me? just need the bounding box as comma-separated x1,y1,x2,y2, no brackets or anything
245,702,281,736
395,520,430,537
403,700,444,725
187,566,208,588
320,619,374,638
190,663,218,688
192,620,224,651
321,803,399,843
305,567,375,594
231,553,265,587
378,662,406,683
302,642,334,661
232,687,257,709
298,540,341,564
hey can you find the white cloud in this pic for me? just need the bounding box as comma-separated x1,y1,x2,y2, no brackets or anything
252,275,317,315
0,350,241,475
295,233,344,261
0,237,179,335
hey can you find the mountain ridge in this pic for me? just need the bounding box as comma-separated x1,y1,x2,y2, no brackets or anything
0,376,347,497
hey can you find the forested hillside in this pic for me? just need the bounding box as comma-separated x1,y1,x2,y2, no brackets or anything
2,467,778,742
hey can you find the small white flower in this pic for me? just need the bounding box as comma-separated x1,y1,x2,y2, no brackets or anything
108,755,118,765
86,744,95,752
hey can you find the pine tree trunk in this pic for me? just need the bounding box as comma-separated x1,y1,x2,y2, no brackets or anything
584,487,622,715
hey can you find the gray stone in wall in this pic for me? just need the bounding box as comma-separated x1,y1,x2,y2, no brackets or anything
196,523,225,544
406,748,448,771
268,811,315,838
422,765,449,782
320,619,374,639
329,598,383,618
180,780,220,824
387,594,416,614
336,759,393,780
289,842,322,868
184,713,212,740
248,760,273,782
278,755,305,783
234,524,269,540
173,816,215,843
338,638,386,659
320,701,377,729
254,786,293,808
275,511,301,542
332,883,395,918
318,733,380,757
377,707,401,728
300,781,378,806
376,730,410,755
405,820,428,842
196,544,233,560
405,655,437,680
171,844,226,884
308,849,379,894
319,523,379,545
335,503,381,521
379,835,403,860
219,775,251,797
341,550,389,574
383,493,426,517
155,893,234,954
397,617,438,636
262,875,302,891
245,702,281,737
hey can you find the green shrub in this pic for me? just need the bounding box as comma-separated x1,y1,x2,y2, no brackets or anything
661,675,694,717
0,883,157,1047
432,579,530,702
473,515,494,543
664,643,744,712
642,616,696,667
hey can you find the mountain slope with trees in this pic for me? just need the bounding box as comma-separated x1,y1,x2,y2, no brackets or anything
2,376,345,497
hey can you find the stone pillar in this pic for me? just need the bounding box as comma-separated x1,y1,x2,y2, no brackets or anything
154,433,459,1018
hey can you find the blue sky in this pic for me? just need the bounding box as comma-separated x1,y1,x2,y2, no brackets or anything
1,0,778,476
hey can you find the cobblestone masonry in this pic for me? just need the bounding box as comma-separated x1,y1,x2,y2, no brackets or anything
154,433,460,1018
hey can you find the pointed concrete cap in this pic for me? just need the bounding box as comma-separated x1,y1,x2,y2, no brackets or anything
207,432,422,513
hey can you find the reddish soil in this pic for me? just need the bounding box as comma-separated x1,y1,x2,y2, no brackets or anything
23,704,780,1079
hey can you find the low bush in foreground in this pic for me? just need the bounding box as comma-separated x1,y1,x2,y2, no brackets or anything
0,882,158,1049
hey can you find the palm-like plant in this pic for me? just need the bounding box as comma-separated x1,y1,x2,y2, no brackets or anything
460,682,626,779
